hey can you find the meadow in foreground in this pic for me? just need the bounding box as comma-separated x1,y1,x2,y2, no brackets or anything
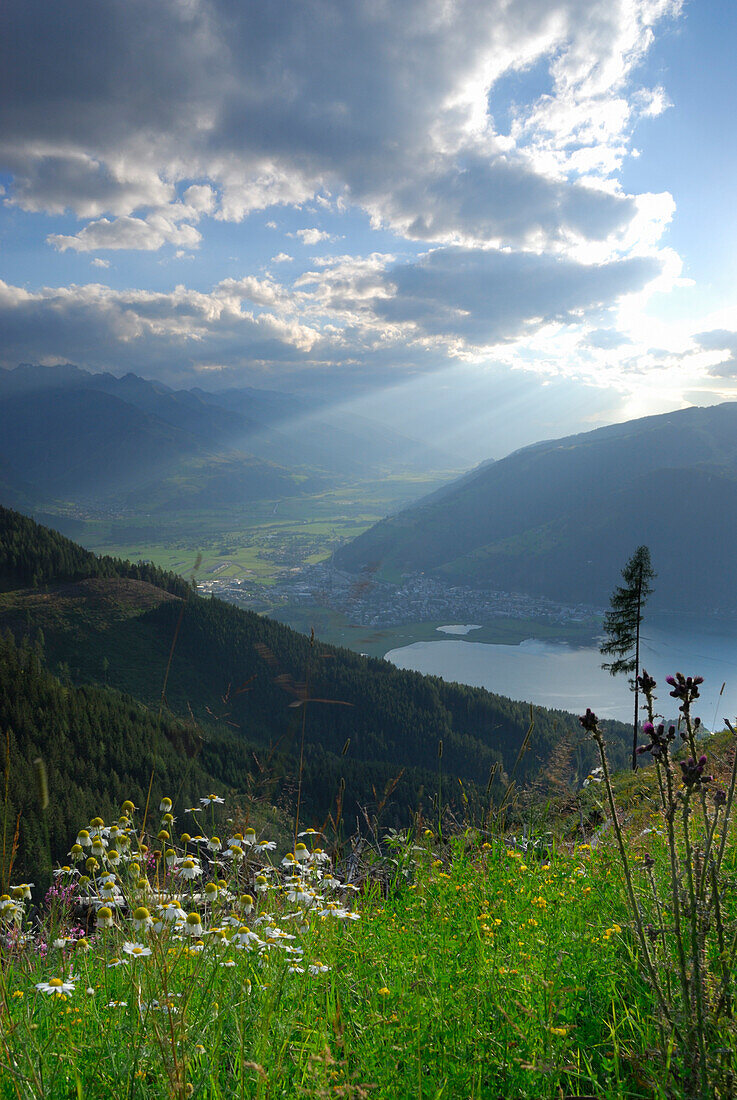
1,673,736,1098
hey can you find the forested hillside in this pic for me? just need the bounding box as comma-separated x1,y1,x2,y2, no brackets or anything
0,506,629,882
334,402,737,614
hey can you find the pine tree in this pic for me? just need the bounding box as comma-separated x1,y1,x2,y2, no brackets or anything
600,545,655,771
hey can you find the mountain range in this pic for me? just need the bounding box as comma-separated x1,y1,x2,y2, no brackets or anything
334,402,737,615
0,363,460,510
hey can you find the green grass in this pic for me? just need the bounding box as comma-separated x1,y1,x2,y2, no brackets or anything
41,474,458,588
272,610,600,658
4,774,735,1099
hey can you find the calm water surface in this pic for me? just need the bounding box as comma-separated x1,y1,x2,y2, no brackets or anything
386,625,737,724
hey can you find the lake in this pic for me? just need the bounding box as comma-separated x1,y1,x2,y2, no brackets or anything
386,623,737,725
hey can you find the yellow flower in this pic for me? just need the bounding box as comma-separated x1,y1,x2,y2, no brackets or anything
378,987,390,996
550,1026,568,1037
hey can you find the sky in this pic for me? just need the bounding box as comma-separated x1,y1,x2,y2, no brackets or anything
1,0,737,462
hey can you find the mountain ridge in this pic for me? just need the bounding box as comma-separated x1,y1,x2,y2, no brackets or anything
333,401,737,614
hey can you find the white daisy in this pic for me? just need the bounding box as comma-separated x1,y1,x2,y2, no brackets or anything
36,978,76,996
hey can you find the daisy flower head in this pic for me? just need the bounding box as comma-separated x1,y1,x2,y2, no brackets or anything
70,844,84,862
200,794,225,806
184,912,203,936
208,837,222,852
255,875,269,893
179,859,201,880
243,828,256,845
123,942,152,958
298,828,322,837
121,801,136,815
131,906,153,933
76,830,91,847
295,843,310,863
158,901,186,923
36,978,76,996
255,839,276,852
309,961,330,974
11,883,33,900
159,797,173,813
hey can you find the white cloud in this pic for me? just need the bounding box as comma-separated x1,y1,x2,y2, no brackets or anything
91,258,110,269
271,253,294,264
47,214,202,253
295,228,332,246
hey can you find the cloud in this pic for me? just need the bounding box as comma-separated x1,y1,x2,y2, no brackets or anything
295,228,332,246
0,276,321,384
271,253,293,264
298,246,660,350
91,258,110,269
47,214,202,253
1,0,681,255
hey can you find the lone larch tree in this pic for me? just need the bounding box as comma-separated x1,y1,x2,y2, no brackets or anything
600,545,655,771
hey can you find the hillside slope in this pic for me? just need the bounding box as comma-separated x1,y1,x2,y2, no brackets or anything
0,507,629,841
334,402,737,614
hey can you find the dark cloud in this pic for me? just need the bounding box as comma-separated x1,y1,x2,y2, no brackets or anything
371,247,660,343
696,329,737,377
1,0,669,246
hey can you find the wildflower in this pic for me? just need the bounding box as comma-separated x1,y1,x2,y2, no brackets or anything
184,912,203,936
200,794,225,806
54,865,77,878
240,894,254,914
52,938,69,950
243,828,256,845
680,755,713,789
309,961,330,974
180,833,191,844
208,837,222,852
255,875,269,893
179,859,202,880
228,845,244,861
378,987,390,996
106,849,121,866
36,978,76,996
282,853,298,868
666,673,704,710
255,839,276,852
204,882,219,901
11,883,33,899
160,797,172,813
550,1026,568,1037
299,828,322,837
108,1000,127,1008
578,708,599,732
131,906,153,933
121,801,136,814
123,942,152,958
158,901,186,923
76,829,91,847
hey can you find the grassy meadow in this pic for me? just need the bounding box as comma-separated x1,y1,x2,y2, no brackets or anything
43,474,458,587
2,718,736,1099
